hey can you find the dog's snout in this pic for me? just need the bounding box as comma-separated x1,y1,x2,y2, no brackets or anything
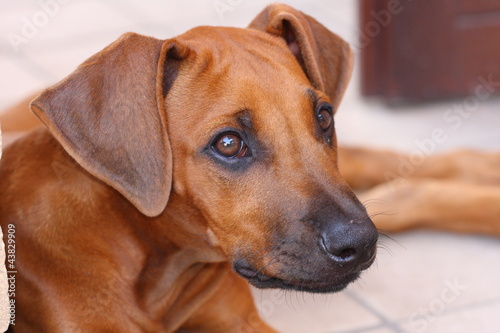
320,218,378,267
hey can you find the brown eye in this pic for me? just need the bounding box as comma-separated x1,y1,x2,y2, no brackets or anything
317,108,332,132
213,133,249,158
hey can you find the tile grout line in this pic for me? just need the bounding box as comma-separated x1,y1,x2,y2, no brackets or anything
335,292,500,333
345,289,404,333
324,322,389,333
391,296,500,327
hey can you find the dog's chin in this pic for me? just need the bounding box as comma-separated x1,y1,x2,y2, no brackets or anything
234,265,361,294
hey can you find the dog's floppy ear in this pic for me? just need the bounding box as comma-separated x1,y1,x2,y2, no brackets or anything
31,33,183,217
249,3,353,110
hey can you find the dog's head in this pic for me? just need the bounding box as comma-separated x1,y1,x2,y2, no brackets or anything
31,4,377,293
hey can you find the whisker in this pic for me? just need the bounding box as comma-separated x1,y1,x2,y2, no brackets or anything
251,249,280,262
378,232,405,249
327,292,334,309
361,198,389,208
361,198,387,204
285,289,296,311
353,275,367,290
369,210,398,219
376,243,394,256
238,244,279,261
250,253,281,278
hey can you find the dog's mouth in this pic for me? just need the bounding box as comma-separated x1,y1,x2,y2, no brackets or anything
234,247,376,293
234,264,363,294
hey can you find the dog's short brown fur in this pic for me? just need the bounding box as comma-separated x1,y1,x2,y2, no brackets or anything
2,3,500,333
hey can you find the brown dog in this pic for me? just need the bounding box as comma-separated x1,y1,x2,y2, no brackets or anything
0,4,379,332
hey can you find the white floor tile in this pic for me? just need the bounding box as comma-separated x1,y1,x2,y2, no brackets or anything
349,232,500,320
252,287,381,333
399,299,500,333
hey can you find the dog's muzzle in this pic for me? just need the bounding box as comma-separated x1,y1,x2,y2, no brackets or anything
234,213,378,293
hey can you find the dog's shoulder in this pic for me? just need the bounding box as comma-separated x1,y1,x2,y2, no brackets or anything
1,127,77,182
0,128,113,223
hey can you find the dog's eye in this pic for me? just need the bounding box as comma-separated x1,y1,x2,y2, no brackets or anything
212,133,249,158
317,106,333,132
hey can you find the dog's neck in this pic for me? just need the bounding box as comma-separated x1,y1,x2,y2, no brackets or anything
126,193,228,328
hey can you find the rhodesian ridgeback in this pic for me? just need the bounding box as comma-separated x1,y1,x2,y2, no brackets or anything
3,2,500,333
0,4,379,332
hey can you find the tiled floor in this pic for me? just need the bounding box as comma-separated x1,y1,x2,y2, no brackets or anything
1,1,500,333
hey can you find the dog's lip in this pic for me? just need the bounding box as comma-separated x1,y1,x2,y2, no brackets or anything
234,265,274,282
234,264,360,293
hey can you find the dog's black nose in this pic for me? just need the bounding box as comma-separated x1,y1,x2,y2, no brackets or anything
320,218,378,267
